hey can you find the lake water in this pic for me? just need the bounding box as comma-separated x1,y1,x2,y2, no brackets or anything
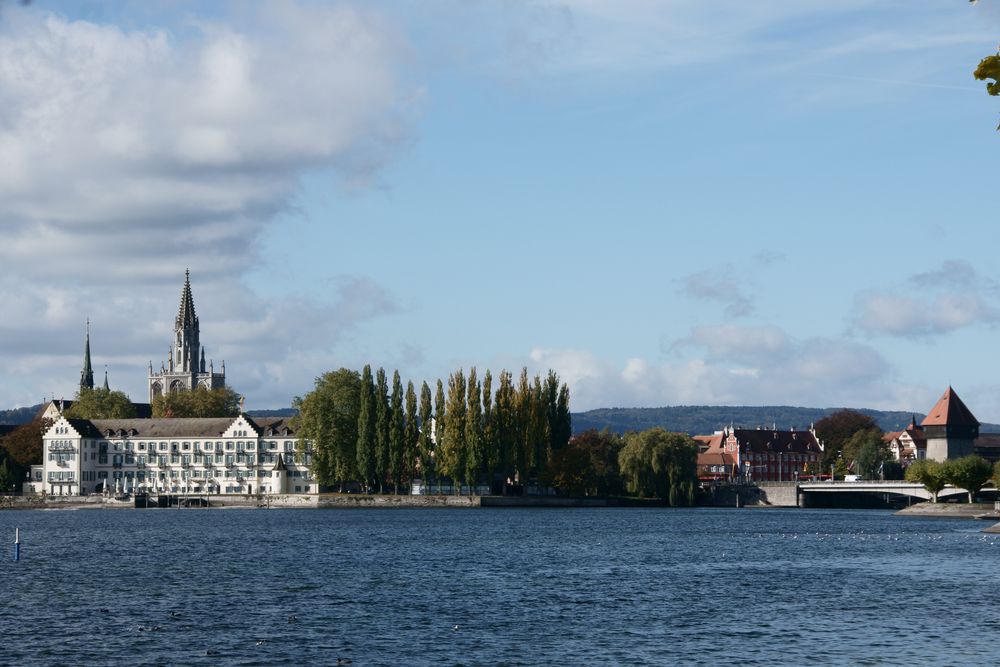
1,507,998,666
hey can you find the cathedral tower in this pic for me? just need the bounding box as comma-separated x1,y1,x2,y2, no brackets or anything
80,320,94,391
148,270,225,402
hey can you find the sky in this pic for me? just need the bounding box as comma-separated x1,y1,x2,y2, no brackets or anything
1,0,999,420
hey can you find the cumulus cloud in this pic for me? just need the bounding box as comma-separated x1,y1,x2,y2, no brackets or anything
851,260,1000,338
0,3,414,408
530,323,898,412
679,270,754,317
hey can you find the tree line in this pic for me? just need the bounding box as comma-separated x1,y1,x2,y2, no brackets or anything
294,366,571,495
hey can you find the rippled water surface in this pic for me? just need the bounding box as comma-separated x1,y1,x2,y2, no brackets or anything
2,507,999,666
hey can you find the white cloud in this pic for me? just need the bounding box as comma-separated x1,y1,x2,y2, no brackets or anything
529,323,899,412
0,3,414,408
851,260,1000,338
679,270,754,317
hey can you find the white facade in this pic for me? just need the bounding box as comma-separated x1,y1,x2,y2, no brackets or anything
39,413,315,497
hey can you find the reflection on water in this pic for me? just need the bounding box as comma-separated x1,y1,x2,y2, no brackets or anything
1,508,998,666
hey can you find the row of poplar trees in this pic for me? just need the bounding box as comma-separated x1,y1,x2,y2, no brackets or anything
294,366,571,494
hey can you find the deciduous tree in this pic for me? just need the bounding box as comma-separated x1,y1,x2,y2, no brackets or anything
418,381,434,490
374,368,390,493
152,386,240,418
440,369,467,493
66,388,138,419
356,365,376,493
905,459,947,503
389,371,404,494
943,455,993,503
294,369,360,489
404,380,419,492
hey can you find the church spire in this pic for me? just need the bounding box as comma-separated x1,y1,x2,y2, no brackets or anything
80,319,94,391
176,268,198,329
103,366,110,391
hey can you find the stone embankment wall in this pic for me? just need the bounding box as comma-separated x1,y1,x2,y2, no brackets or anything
703,483,799,508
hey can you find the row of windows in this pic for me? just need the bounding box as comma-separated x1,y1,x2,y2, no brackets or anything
48,471,75,481
85,440,300,453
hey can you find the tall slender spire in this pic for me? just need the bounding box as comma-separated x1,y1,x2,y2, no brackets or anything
103,366,110,391
80,319,94,391
176,268,197,329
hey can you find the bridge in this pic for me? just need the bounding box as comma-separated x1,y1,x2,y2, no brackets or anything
797,481,969,505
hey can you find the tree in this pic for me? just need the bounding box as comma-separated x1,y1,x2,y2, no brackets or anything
418,381,434,491
618,428,698,506
842,428,888,480
294,369,360,490
65,387,138,419
439,369,467,493
528,373,547,482
544,445,596,497
356,365,376,493
942,455,993,503
570,429,625,496
0,456,16,492
905,459,947,503
465,367,483,494
814,410,879,469
493,369,516,493
481,370,498,491
374,368,390,493
152,386,240,418
974,51,1000,128
389,370,405,494
434,379,446,493
3,417,51,467
404,380,419,493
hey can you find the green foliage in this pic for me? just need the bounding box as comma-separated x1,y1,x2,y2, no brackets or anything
976,54,1000,95
882,460,904,481
481,370,498,484
64,388,138,419
815,410,880,468
434,379,446,489
374,368,390,493
465,367,483,493
439,369,467,491
152,386,240,418
544,446,595,496
0,456,16,492
356,365,376,492
842,428,889,480
942,455,993,503
418,381,434,484
404,381,419,491
618,428,698,505
905,459,947,502
294,369,360,489
493,370,516,490
572,429,625,496
389,371,405,493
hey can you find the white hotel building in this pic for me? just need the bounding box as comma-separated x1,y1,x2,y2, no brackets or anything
26,272,315,497
31,413,315,497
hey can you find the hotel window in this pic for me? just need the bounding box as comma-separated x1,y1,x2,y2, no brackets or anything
226,442,234,451
183,442,191,451
284,441,294,452
138,443,146,451
159,442,167,451
171,454,179,464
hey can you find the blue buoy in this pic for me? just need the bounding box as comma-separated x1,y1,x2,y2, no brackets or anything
14,527,20,562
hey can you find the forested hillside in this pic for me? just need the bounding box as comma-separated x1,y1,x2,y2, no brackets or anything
572,405,1000,436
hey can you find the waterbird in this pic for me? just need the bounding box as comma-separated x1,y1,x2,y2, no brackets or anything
206,650,219,657
288,614,298,623
256,640,267,647
99,608,110,614
336,659,352,666
453,625,460,631
169,611,181,618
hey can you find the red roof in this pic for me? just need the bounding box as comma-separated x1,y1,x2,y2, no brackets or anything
920,387,979,428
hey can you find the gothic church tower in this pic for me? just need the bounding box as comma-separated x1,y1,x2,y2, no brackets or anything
148,270,225,402
80,319,94,391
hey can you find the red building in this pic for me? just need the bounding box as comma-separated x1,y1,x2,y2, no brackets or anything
696,426,823,482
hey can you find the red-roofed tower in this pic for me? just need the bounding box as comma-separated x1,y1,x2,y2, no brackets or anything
920,386,979,461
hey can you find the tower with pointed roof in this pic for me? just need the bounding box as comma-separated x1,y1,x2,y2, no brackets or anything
147,270,225,402
80,319,94,391
921,386,979,461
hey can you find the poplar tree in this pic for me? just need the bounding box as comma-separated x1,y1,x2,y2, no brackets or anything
374,367,390,493
404,380,419,493
530,373,548,482
441,369,467,493
389,371,405,494
418,381,434,492
494,369,516,494
481,369,497,493
434,379,446,494
514,367,531,485
555,382,572,451
465,367,483,494
544,370,561,458
356,364,376,493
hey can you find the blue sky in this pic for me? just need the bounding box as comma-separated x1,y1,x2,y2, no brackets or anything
1,1,999,421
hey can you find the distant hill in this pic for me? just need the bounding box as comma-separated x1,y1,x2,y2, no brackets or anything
571,405,1000,436
247,408,298,419
0,404,297,425
0,404,42,425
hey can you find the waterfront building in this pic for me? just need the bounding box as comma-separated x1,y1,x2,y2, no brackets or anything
882,416,926,462
147,270,225,403
921,386,979,461
31,413,314,496
696,426,823,482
